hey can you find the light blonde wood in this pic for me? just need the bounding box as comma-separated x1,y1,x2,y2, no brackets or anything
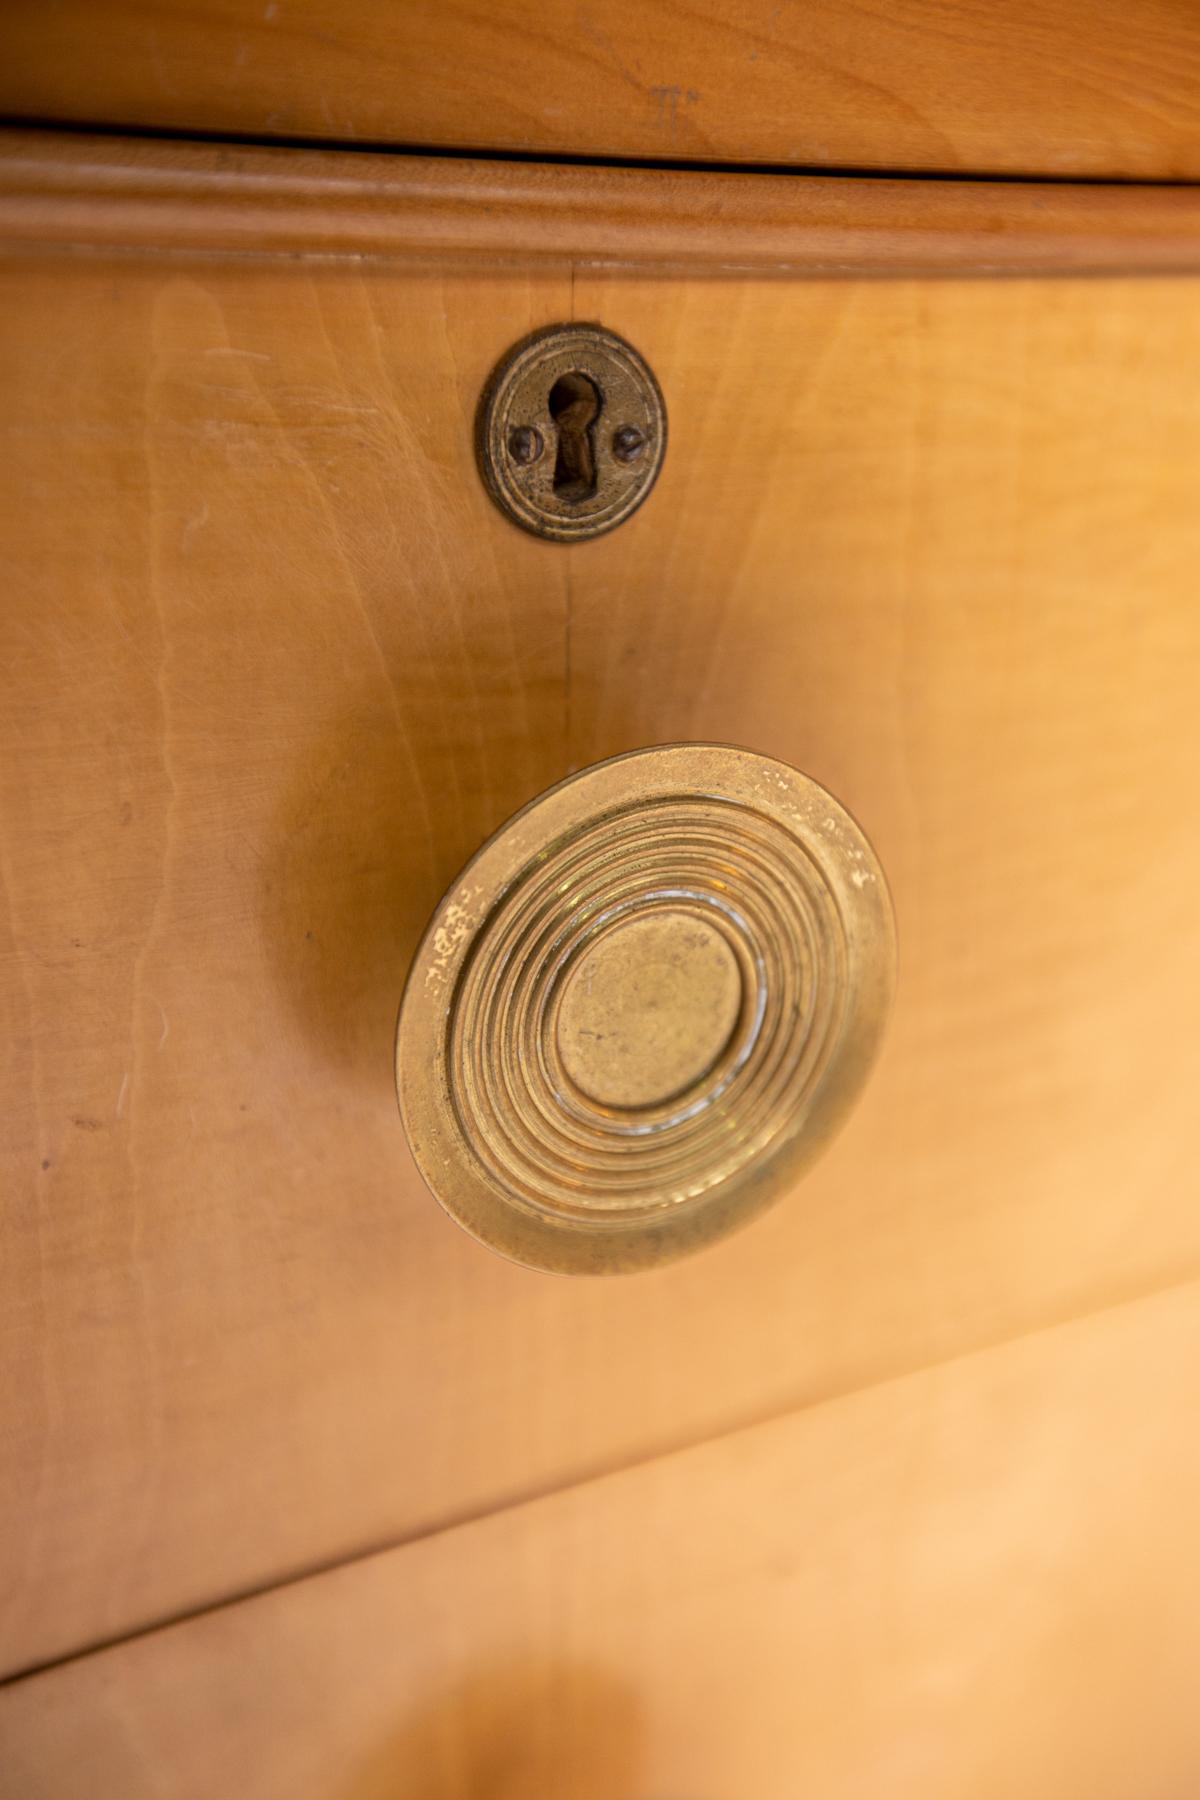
4,141,1200,1681
0,249,570,1675
4,1280,1199,1799
9,129,1200,277
3,1,1200,179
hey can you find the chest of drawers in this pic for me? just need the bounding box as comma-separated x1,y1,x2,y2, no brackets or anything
3,17,1200,1792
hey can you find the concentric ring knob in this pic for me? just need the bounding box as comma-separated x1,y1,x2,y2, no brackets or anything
396,745,895,1274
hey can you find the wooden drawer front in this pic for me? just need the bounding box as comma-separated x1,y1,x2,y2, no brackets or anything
6,1281,1199,1798
3,1,1200,179
2,136,1200,1684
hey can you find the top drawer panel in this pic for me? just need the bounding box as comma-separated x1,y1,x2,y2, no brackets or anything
3,0,1200,180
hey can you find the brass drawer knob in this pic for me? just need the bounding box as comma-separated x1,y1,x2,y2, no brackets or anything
396,746,895,1274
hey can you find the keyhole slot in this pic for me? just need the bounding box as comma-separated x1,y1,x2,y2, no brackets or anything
548,371,601,502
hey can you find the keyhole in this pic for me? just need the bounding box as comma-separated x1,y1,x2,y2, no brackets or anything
548,371,601,502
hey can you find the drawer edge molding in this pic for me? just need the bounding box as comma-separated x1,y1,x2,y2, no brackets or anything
4,129,1200,277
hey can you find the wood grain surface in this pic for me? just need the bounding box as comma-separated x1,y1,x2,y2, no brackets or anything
3,142,1200,1682
3,1279,1198,1799
4,0,1200,179
10,129,1200,278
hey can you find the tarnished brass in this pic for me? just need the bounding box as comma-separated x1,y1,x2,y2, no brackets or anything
476,324,666,541
396,745,895,1274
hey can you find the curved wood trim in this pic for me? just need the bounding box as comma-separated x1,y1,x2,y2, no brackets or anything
3,129,1200,276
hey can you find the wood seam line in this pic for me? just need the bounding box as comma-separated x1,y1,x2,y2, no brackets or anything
8,114,1200,187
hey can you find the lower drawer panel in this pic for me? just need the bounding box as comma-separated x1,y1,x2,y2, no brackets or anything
4,1282,1198,1798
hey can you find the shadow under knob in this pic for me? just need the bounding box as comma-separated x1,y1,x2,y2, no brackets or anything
396,744,895,1274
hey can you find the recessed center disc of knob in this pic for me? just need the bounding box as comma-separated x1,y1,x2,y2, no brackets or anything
557,911,743,1111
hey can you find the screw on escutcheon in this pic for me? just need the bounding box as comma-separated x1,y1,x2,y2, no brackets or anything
612,425,646,464
507,425,544,466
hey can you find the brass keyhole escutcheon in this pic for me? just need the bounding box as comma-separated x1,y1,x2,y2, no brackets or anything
396,746,896,1275
476,324,666,541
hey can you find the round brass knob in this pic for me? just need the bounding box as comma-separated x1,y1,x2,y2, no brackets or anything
396,745,895,1274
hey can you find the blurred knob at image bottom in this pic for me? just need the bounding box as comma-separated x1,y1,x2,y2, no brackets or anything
396,744,895,1274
